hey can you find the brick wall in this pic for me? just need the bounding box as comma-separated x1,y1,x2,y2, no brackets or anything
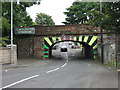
34,24,101,36
33,36,44,59
15,35,34,59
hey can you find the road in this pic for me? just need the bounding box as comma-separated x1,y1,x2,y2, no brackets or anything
2,47,118,88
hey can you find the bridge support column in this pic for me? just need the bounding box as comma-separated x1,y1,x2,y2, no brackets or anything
93,49,98,60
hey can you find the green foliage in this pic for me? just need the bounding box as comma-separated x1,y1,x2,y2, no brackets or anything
63,1,120,33
2,17,10,36
35,13,55,26
89,2,120,33
32,22,38,25
0,37,10,47
105,60,116,68
63,2,100,25
1,1,40,45
2,2,40,37
102,2,120,33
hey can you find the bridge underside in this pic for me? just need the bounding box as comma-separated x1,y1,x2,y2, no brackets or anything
43,35,98,59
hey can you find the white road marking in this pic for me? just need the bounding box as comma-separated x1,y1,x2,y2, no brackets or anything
2,59,69,89
2,56,69,89
61,63,67,68
46,59,69,73
1,75,39,89
46,68,60,73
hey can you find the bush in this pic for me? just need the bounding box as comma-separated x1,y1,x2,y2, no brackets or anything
0,37,10,47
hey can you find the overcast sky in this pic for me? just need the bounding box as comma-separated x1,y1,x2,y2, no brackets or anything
26,0,75,25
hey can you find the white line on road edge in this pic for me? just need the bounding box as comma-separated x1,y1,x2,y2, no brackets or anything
46,68,60,73
1,75,39,89
61,63,67,68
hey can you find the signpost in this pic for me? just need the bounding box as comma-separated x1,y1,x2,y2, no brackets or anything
15,27,35,34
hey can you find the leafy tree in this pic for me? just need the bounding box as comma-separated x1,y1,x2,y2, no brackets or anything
0,37,10,47
100,2,120,33
62,2,100,25
63,1,120,33
1,1,40,46
2,2,40,37
2,17,10,36
35,13,55,26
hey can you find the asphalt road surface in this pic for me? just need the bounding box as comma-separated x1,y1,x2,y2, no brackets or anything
2,48,118,88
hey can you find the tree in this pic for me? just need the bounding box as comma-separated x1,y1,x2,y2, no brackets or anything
101,2,120,33
86,2,120,33
2,2,40,37
1,1,40,46
35,13,55,26
2,17,10,36
63,1,120,33
62,2,100,25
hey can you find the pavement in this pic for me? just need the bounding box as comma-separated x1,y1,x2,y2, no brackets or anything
2,58,51,70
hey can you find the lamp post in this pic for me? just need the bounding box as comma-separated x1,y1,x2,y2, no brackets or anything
10,0,14,65
11,0,13,47
100,0,104,64
10,0,19,65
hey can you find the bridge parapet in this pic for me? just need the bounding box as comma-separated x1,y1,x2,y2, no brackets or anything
33,24,101,36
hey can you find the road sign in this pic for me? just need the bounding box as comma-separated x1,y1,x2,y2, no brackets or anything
15,27,35,34
62,35,73,40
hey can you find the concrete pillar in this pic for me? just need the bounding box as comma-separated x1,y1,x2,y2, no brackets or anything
7,44,17,65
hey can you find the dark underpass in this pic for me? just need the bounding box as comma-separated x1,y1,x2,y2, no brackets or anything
49,41,94,60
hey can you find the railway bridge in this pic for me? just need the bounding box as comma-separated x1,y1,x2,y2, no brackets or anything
15,24,106,60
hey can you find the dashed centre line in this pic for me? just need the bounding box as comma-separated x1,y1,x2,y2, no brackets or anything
46,59,69,73
2,59,69,89
46,68,60,73
61,63,67,68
